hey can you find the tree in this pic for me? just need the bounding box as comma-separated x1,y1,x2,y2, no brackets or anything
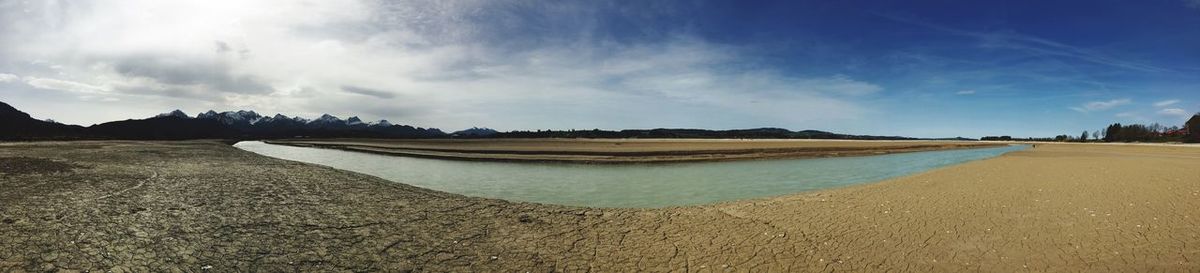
1104,123,1121,142
1080,131,1089,141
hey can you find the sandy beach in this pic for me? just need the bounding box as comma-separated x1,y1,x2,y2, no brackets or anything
266,138,1003,163
2,140,1199,272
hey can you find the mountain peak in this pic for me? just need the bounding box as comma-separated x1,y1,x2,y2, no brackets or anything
198,110,219,119
221,110,260,120
193,110,265,125
372,120,393,127
156,110,190,119
235,110,260,119
314,114,342,122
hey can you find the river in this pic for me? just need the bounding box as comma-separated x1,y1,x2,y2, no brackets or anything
235,141,1027,208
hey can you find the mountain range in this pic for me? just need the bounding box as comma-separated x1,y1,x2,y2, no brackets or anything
0,101,444,140
1,101,950,141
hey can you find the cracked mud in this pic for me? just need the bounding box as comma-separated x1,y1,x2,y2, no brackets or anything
1,141,1199,272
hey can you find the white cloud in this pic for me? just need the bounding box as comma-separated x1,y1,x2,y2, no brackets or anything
786,75,881,96
0,0,880,129
1158,108,1191,117
0,73,18,82
955,90,976,95
1071,98,1131,113
24,77,109,94
1153,99,1180,107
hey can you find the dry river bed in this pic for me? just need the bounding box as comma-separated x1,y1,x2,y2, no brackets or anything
1,141,1199,272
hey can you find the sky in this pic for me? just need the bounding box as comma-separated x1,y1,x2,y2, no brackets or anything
1,0,1198,138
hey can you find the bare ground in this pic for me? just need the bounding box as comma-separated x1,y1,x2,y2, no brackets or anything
1,141,1199,272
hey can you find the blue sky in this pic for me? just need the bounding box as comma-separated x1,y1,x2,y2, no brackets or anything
0,0,1197,138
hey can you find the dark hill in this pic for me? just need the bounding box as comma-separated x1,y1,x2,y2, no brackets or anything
0,102,85,140
88,116,236,140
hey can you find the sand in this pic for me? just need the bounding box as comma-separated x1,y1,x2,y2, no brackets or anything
266,138,1003,163
2,141,1199,272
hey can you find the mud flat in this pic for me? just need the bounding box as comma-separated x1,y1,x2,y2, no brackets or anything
2,141,1200,272
266,138,1003,163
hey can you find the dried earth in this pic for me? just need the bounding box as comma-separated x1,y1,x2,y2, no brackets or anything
1,141,1199,272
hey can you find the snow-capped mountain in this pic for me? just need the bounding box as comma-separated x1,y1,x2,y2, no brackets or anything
371,120,393,127
306,114,349,129
156,109,447,138
311,114,342,123
253,113,306,128
346,116,365,126
197,110,263,126
156,110,190,119
191,110,415,129
268,114,290,121
89,108,448,139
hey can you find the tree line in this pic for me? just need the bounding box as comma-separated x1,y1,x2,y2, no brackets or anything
1100,123,1180,142
983,113,1200,143
1100,113,1200,143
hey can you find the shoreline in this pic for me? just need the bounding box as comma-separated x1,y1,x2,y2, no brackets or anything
263,138,1008,163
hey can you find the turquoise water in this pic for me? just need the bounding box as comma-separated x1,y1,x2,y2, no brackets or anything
234,141,1026,208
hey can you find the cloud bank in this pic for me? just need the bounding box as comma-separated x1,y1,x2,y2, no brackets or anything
0,0,879,130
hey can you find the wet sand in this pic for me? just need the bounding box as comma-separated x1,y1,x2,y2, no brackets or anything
2,141,1199,272
266,138,1002,163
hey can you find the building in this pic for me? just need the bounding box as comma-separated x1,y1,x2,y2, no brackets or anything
1188,114,1200,142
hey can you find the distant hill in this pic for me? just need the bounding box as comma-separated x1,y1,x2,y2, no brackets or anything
451,127,499,137
0,101,85,140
